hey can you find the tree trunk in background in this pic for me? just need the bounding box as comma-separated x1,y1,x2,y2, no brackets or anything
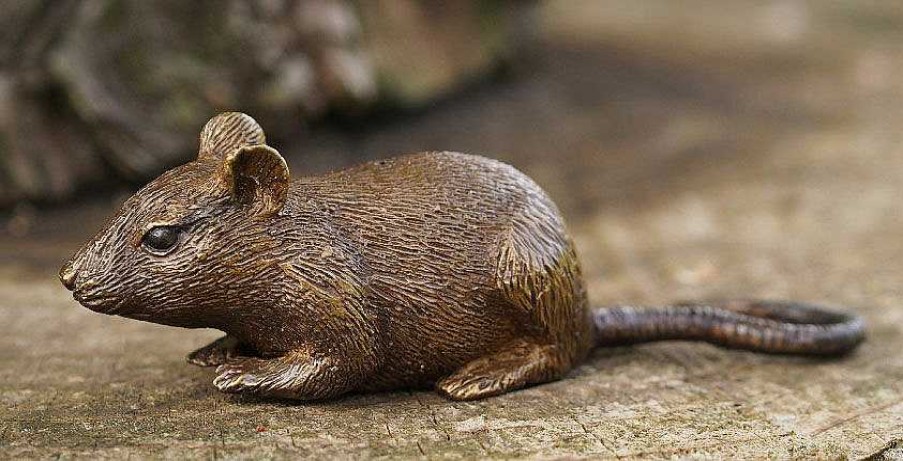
0,0,537,208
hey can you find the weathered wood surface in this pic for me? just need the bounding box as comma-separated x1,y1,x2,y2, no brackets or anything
2,1,903,458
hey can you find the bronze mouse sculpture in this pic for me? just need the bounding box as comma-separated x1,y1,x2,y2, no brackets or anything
60,112,865,401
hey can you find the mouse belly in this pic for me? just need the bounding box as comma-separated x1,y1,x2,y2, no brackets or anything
361,238,595,398
360,291,533,391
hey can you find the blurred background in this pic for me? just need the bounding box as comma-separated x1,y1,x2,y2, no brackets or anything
0,0,537,209
3,1,903,458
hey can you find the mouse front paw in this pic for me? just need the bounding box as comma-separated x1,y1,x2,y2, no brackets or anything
213,358,268,393
211,353,344,400
187,335,242,367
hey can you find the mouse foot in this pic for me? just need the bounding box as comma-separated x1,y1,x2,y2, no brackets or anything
212,351,363,400
436,340,565,401
187,335,244,367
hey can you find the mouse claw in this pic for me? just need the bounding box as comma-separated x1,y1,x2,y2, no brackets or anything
188,336,241,367
213,362,254,393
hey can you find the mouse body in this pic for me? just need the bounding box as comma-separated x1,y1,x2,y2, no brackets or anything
60,112,865,401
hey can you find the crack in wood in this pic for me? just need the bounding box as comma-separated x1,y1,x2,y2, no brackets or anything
862,438,903,461
810,401,903,436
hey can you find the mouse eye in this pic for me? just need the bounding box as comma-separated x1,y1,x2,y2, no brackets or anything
141,225,183,254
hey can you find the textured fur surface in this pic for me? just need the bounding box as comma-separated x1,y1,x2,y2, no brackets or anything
60,112,865,401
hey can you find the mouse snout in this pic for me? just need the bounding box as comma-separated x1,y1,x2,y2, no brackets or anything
59,260,78,291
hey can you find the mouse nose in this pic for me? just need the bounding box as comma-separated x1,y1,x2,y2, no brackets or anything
59,262,77,291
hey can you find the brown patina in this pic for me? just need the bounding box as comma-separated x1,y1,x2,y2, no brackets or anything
59,112,865,401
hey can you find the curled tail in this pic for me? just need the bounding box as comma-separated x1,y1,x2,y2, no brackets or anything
593,300,865,356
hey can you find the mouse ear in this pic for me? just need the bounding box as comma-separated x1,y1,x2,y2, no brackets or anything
222,144,290,216
199,112,266,160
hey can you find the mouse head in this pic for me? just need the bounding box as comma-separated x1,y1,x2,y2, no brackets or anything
60,112,290,327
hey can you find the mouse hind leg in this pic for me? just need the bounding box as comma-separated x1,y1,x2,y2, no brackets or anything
495,217,595,372
437,339,565,400
436,220,595,401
